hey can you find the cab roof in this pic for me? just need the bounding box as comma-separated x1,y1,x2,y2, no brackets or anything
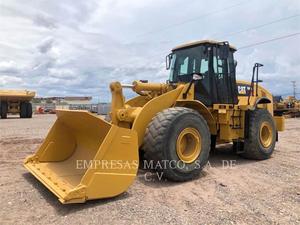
172,39,237,51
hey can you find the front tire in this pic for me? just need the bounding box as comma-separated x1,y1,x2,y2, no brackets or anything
240,109,276,160
143,107,211,181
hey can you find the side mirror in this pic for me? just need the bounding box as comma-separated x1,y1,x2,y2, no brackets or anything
166,53,172,70
192,73,203,80
234,60,237,68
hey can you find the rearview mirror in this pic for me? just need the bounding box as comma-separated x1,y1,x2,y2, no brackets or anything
234,60,237,68
166,53,172,70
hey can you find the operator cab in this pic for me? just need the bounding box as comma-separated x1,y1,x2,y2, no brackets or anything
167,40,238,106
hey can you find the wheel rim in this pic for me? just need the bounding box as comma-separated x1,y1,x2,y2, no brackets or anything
176,128,201,163
259,121,273,148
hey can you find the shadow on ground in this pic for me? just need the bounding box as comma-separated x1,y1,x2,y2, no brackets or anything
22,172,130,215
1,115,30,119
137,143,258,187
208,143,256,167
22,143,259,212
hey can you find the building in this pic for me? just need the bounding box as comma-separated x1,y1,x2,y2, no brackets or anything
97,103,111,115
32,96,93,113
33,96,92,105
63,97,92,105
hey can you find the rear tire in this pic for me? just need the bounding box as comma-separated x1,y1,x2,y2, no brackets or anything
26,102,32,118
20,102,32,118
0,101,8,119
240,109,276,160
20,102,27,118
143,107,211,181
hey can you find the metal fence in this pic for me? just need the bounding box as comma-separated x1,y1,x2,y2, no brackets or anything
32,103,111,115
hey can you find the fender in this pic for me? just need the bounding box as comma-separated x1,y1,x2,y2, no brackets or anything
132,86,184,146
175,100,217,135
254,97,271,108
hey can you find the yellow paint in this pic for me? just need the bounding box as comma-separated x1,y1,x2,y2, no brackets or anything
175,99,217,135
132,86,184,146
259,121,273,148
24,110,138,204
0,89,35,101
176,127,201,163
274,116,285,131
237,80,274,115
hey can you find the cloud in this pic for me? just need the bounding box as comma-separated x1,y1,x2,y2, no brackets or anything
37,37,55,54
47,68,76,79
0,61,20,73
0,0,299,101
32,14,57,29
0,75,24,86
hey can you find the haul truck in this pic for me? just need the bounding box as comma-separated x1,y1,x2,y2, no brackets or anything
0,90,35,119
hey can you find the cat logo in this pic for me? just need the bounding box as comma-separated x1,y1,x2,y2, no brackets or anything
238,85,247,95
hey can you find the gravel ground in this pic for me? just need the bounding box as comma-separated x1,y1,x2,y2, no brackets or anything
0,114,299,225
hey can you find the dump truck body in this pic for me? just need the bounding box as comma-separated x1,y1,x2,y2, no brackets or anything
0,90,35,118
24,40,285,203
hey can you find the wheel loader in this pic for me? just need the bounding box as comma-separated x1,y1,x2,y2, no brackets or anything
24,40,285,204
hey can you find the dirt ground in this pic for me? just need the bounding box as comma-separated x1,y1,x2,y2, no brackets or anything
0,114,299,225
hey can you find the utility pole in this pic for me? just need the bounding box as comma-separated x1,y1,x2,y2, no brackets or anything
291,81,296,98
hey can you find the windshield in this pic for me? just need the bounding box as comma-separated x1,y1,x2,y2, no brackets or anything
168,45,208,83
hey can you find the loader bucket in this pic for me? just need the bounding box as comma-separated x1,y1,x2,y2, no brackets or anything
24,110,138,204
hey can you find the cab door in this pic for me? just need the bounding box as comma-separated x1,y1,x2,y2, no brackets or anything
212,46,238,104
188,46,215,106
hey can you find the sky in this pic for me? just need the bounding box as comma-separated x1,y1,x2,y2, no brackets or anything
0,0,299,102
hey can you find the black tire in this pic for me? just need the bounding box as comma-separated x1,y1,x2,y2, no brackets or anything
0,101,8,119
210,135,217,154
240,109,276,160
233,141,244,153
20,102,27,118
26,102,32,118
143,107,211,181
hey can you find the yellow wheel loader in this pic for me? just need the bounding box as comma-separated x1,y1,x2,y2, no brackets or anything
24,40,285,204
